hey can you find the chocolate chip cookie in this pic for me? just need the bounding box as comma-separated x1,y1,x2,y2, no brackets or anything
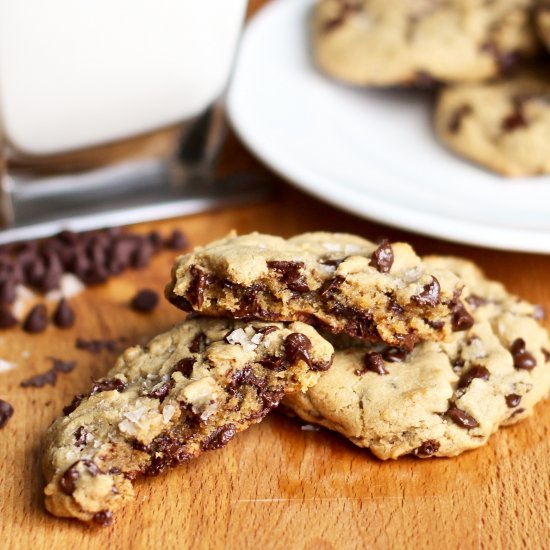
313,0,539,86
435,70,550,176
285,256,550,459
166,232,471,350
43,318,334,524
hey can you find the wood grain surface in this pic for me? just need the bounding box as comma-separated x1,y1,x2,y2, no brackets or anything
1,1,550,549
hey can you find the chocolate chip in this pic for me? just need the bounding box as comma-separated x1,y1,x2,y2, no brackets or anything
164,229,188,250
63,394,86,415
458,365,490,388
259,356,288,372
510,338,536,370
130,289,159,313
131,241,154,269
267,261,309,293
502,110,527,132
465,294,489,310
173,358,195,378
187,265,215,308
202,424,237,451
59,460,99,495
0,279,16,304
0,399,14,429
93,510,113,527
412,70,439,90
412,440,440,458
53,298,75,328
0,304,17,329
412,277,440,307
448,104,473,133
542,348,550,362
255,325,278,336
382,348,408,363
446,405,479,429
284,333,313,368
228,366,267,395
23,304,48,333
362,352,388,375
320,276,344,298
91,378,127,395
75,337,125,354
505,394,522,408
480,42,519,76
369,240,394,273
50,357,77,374
189,332,206,354
74,426,91,447
166,292,193,312
147,381,172,401
20,369,57,388
451,301,474,332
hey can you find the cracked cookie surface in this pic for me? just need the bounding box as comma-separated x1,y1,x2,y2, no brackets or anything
166,232,469,350
436,71,550,176
313,0,539,87
43,318,334,524
284,257,550,459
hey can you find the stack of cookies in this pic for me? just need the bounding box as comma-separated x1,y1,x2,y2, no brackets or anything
313,0,550,177
42,232,550,525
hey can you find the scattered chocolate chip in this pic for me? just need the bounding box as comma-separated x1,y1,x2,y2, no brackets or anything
23,304,48,333
228,367,267,396
284,333,313,368
189,332,206,354
164,229,188,250
130,289,159,313
91,378,127,395
382,347,408,363
509,407,525,419
446,405,479,429
202,424,237,451
319,258,345,268
0,399,14,428
50,358,77,374
92,510,113,527
458,365,490,388
75,337,125,354
505,394,522,408
267,261,310,293
63,394,86,415
451,301,474,332
173,358,195,378
147,381,172,401
412,277,440,307
369,240,394,273
510,338,536,370
449,104,473,133
20,369,57,388
259,356,287,372
412,440,440,458
362,352,388,376
59,460,99,495
53,298,75,328
0,304,17,329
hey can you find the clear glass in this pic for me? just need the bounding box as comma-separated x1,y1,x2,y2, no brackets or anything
0,0,251,241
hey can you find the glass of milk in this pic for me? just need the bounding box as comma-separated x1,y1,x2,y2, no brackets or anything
0,0,248,231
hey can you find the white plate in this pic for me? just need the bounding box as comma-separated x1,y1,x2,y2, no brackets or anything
227,0,550,253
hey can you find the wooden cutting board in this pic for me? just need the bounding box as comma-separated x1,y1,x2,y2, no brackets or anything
1,156,549,548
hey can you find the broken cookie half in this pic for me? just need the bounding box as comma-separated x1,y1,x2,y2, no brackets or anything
43,318,334,524
166,232,471,350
